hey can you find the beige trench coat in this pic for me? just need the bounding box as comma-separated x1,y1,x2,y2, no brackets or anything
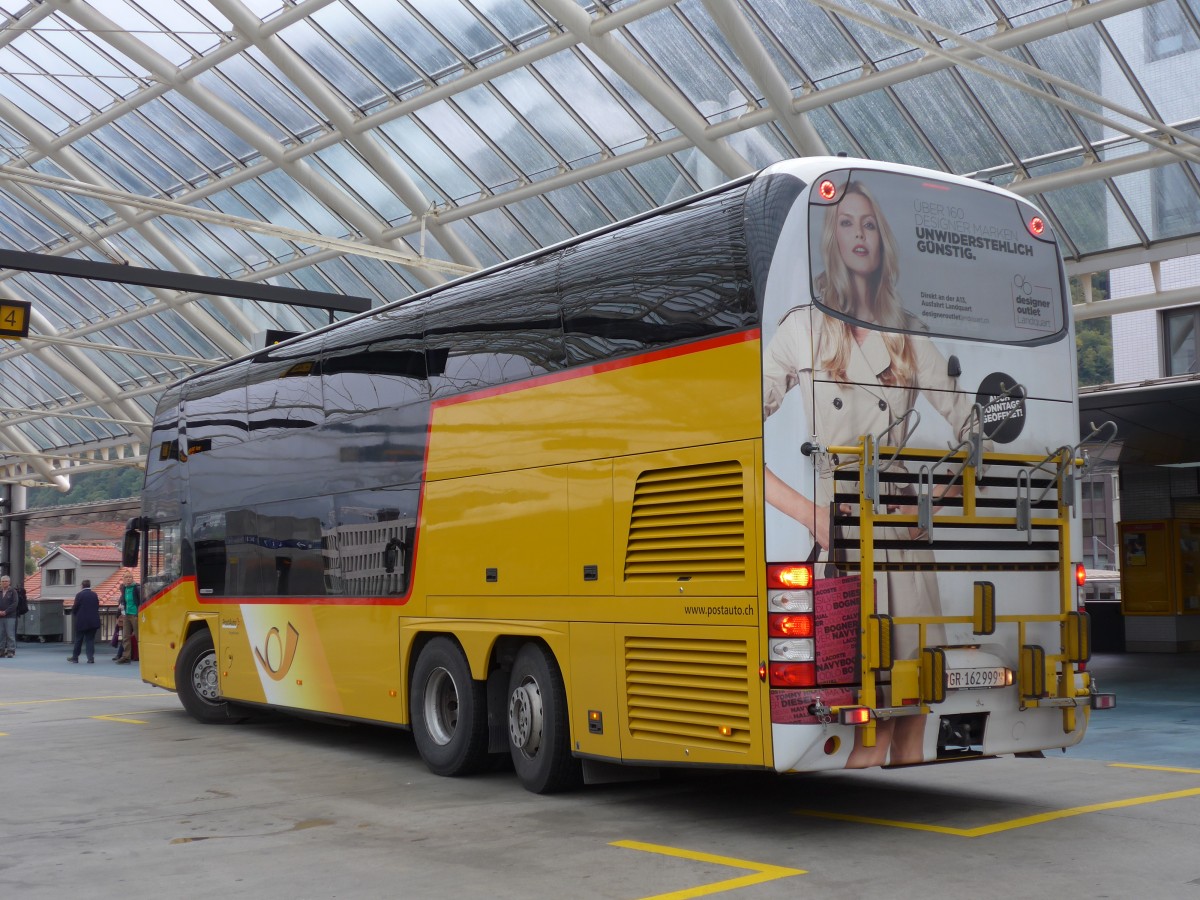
764,307,978,658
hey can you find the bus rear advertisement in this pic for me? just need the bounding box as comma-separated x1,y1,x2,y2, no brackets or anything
125,157,1113,793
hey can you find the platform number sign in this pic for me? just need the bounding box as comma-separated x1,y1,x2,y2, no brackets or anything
0,300,30,340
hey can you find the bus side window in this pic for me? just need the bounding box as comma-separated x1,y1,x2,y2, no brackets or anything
328,487,419,597
558,190,754,365
145,521,182,599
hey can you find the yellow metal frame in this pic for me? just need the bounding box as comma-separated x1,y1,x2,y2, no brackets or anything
825,437,1092,744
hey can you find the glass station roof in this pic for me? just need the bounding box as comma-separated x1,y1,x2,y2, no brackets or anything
0,0,1198,487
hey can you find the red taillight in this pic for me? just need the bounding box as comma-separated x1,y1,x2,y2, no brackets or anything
819,179,837,201
769,613,814,638
1076,563,1087,586
1028,215,1045,236
769,661,815,687
767,563,813,590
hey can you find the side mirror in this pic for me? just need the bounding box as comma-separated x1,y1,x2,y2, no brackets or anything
122,517,143,568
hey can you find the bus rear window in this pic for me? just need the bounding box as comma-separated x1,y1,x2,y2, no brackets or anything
808,169,1065,344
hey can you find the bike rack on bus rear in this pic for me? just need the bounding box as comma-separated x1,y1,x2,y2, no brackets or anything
821,421,1117,750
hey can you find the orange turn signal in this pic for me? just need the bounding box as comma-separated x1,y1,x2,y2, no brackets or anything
838,707,871,726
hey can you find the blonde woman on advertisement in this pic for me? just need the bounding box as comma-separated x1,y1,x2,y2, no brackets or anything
763,179,976,766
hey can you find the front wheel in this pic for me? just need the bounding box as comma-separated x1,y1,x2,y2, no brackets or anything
409,637,489,777
175,629,239,723
507,644,581,794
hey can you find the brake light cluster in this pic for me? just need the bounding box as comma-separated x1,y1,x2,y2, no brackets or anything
767,564,815,687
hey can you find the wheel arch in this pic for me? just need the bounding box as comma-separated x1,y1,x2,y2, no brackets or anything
167,614,218,692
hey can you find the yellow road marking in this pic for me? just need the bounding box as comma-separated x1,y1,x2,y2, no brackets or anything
1109,763,1200,776
797,786,1200,837
0,693,163,707
612,840,805,900
92,709,173,725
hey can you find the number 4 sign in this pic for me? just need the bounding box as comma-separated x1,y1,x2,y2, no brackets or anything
0,299,30,339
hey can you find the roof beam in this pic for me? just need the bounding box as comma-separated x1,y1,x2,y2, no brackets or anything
700,0,828,156
208,0,480,285
1075,284,1200,321
0,163,478,277
816,0,1200,165
539,0,754,181
56,0,459,289
0,90,258,358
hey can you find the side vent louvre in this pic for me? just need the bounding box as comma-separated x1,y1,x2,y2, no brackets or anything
624,460,745,582
625,636,751,749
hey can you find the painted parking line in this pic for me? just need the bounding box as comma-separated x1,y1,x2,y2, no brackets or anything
796,786,1200,837
612,839,805,900
92,709,176,725
0,693,163,707
1110,763,1200,776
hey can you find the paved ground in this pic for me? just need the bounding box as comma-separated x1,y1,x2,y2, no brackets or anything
2,643,1198,899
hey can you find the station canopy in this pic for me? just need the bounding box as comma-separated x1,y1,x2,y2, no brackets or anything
0,0,1198,489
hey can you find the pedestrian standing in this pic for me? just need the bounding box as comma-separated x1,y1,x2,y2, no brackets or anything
0,575,17,658
67,579,102,664
115,572,141,664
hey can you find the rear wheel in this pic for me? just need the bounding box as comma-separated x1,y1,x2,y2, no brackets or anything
175,629,239,723
410,637,489,777
507,644,581,794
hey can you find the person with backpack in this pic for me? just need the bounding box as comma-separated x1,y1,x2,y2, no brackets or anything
114,572,141,665
0,575,19,658
67,579,101,664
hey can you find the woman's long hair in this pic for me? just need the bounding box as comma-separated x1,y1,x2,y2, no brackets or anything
814,180,916,385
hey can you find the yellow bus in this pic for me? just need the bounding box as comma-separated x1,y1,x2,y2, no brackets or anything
125,156,1113,793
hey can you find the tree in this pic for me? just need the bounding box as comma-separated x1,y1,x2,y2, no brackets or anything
1076,318,1113,386
1072,274,1113,387
26,467,144,509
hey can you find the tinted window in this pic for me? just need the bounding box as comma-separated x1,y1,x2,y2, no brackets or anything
328,486,419,596
558,187,755,365
193,510,237,598
245,338,324,438
322,310,428,421
253,497,333,597
143,385,184,523
424,256,564,400
182,366,248,450
192,500,332,598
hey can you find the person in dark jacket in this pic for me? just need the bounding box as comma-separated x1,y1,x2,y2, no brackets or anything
67,579,102,664
0,575,18,658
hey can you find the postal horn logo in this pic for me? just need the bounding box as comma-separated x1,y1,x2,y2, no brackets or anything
254,622,300,682
976,372,1026,444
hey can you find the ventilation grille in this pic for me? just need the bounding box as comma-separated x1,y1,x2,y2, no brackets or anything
624,460,745,582
624,636,751,750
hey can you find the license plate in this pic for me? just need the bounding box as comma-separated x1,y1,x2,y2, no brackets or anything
946,666,1008,690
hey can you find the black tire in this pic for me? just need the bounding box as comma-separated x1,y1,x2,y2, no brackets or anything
175,629,239,723
507,644,581,794
410,637,489,777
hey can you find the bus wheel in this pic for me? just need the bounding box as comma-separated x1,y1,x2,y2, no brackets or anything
175,630,238,724
507,644,581,794
410,637,488,777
